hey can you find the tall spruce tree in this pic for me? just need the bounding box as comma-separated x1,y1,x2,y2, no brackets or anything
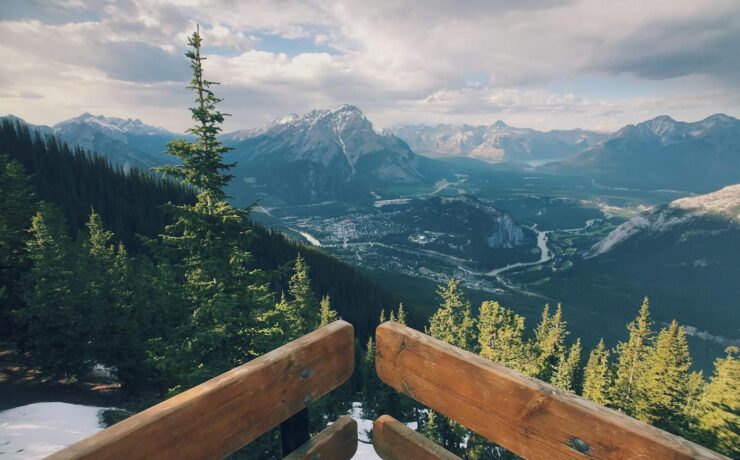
318,295,339,327
697,346,739,457
613,297,654,414
582,339,612,405
21,204,87,377
150,26,272,390
635,321,692,433
425,279,476,454
477,301,530,373
288,253,319,333
396,303,407,325
552,339,582,393
427,278,476,351
532,304,568,381
0,153,36,333
80,211,118,364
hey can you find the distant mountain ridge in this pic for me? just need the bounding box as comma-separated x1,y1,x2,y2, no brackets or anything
551,114,740,191
223,105,424,204
1,113,182,170
388,122,609,163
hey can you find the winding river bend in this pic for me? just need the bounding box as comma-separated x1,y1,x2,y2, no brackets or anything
484,225,553,296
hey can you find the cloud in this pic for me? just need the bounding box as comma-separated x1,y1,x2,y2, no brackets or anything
0,0,738,132
585,5,740,82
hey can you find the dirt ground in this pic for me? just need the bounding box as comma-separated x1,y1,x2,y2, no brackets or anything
0,348,128,412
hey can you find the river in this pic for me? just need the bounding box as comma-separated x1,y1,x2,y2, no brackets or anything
486,225,552,277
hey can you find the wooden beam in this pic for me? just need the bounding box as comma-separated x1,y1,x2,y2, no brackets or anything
49,320,355,460
375,322,727,460
373,415,461,460
283,415,357,460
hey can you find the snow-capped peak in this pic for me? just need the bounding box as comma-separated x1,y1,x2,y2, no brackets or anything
55,113,172,136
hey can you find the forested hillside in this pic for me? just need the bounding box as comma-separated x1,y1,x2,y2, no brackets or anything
0,120,395,341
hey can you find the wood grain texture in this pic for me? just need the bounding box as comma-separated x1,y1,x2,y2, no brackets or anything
375,322,727,460
48,320,355,460
283,415,357,460
373,415,461,460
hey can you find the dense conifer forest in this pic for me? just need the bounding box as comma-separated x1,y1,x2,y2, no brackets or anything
0,29,736,458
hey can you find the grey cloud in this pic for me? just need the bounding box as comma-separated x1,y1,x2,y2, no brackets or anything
587,13,740,83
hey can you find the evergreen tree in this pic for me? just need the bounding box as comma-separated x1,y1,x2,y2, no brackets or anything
684,370,706,438
396,303,407,325
421,410,443,446
309,295,348,429
288,253,319,332
80,211,118,362
477,301,530,373
697,346,739,457
21,204,87,376
582,339,612,406
613,297,653,414
635,321,692,433
149,27,273,391
318,295,339,327
532,304,568,381
361,336,379,419
0,153,36,333
427,278,476,351
425,279,476,453
552,339,582,393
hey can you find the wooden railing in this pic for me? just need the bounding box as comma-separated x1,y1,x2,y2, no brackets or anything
46,320,728,460
374,321,727,460
48,320,356,460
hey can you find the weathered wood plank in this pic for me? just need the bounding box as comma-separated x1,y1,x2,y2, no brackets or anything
48,320,355,460
373,414,461,460
375,322,727,460
283,415,357,460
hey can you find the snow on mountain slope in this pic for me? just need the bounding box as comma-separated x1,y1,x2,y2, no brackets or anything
553,114,740,191
54,113,173,137
588,184,740,257
224,105,422,203
671,184,740,220
388,122,608,163
226,104,415,171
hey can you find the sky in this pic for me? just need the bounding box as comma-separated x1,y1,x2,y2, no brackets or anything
1,0,739,134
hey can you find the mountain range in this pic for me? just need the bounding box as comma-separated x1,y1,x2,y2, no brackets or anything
1,113,181,170
551,114,740,192
4,110,740,201
388,122,609,163
222,105,423,204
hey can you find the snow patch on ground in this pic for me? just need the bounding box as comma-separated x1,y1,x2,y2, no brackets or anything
0,401,417,460
0,403,107,459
